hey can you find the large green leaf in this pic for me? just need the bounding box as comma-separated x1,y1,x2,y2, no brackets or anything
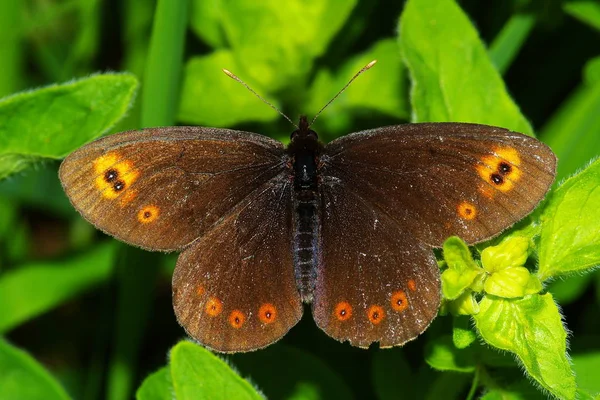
0,73,138,179
170,341,262,400
136,367,172,400
0,338,71,400
538,158,600,280
474,294,575,399
398,0,532,134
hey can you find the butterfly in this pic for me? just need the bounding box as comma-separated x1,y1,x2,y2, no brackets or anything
59,112,556,352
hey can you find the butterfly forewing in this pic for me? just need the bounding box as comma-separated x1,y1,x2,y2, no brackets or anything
172,174,302,352
321,123,557,247
313,179,440,348
59,127,286,251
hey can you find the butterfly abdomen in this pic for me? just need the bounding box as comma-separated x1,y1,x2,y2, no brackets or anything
293,189,320,302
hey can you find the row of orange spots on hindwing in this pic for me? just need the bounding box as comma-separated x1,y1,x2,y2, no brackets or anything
476,146,522,195
198,286,278,329
334,279,418,324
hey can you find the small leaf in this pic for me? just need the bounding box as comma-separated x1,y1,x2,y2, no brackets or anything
572,352,600,396
452,316,477,349
446,291,479,316
538,158,600,280
170,341,262,400
441,237,483,300
0,338,71,400
481,236,530,273
484,267,542,298
398,0,532,134
0,73,138,179
474,294,576,399
178,50,278,126
425,335,476,373
136,367,172,400
0,242,117,333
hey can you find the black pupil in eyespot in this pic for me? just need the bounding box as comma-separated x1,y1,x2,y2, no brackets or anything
491,174,503,185
499,162,511,174
113,180,125,191
105,169,118,182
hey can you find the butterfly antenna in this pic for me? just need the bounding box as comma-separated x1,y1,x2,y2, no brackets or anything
222,69,298,129
309,59,377,127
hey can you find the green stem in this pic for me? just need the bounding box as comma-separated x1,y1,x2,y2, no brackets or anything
489,13,536,75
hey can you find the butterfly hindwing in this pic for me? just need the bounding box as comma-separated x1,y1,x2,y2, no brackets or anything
321,123,557,247
59,127,286,251
172,174,303,352
313,179,441,348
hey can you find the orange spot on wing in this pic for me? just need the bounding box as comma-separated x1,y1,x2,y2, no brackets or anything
457,201,477,220
196,285,205,296
205,297,223,316
476,146,522,193
93,152,140,199
258,303,277,324
367,305,384,325
391,291,409,312
334,301,352,321
407,279,417,292
138,205,159,223
229,310,245,328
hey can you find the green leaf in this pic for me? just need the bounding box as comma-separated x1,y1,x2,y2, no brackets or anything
189,0,225,48
452,316,477,349
136,367,172,400
0,73,138,171
425,335,476,373
481,236,530,274
178,50,278,126
540,56,600,181
0,338,71,400
219,0,357,91
0,242,117,333
398,0,533,134
474,294,576,399
538,158,600,280
231,345,352,400
441,237,483,300
563,1,600,31
170,341,262,400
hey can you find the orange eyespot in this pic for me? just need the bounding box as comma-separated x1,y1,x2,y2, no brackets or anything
367,305,384,325
93,152,139,199
205,297,223,316
476,146,522,193
229,310,245,328
259,303,277,324
457,201,477,220
334,301,352,321
196,285,205,296
391,291,409,312
138,205,159,223
407,279,417,292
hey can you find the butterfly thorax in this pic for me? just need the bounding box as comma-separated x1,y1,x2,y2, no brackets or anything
287,116,323,301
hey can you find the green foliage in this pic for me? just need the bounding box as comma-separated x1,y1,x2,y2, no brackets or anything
0,338,71,400
0,0,599,399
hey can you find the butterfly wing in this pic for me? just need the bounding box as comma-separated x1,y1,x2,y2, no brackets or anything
312,122,555,347
172,173,303,352
321,123,557,247
59,127,286,251
313,180,440,348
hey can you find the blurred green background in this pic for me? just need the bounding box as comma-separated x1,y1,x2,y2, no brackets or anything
0,0,599,399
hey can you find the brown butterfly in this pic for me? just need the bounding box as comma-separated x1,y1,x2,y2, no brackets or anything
59,114,556,352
